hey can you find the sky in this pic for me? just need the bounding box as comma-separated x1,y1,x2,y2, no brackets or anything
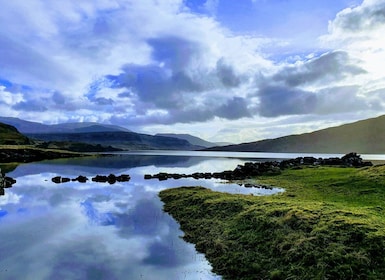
1,0,385,143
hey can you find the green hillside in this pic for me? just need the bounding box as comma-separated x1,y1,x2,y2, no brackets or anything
0,122,30,145
206,114,385,154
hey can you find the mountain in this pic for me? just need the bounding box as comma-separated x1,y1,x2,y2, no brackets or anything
0,122,30,145
156,133,231,148
0,117,204,150
205,114,385,154
0,117,130,134
27,131,203,151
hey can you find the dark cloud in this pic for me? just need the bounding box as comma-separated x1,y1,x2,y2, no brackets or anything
258,86,317,117
147,37,200,71
216,97,251,119
52,91,66,105
216,58,241,88
94,97,114,105
13,100,48,112
256,50,371,118
102,36,247,124
107,64,203,109
273,51,366,87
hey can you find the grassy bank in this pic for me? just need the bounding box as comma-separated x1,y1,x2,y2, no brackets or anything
159,165,385,280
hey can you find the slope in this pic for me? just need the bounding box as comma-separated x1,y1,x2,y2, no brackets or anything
0,122,30,145
156,133,223,148
206,114,385,154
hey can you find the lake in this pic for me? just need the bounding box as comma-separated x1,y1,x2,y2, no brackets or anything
0,151,382,279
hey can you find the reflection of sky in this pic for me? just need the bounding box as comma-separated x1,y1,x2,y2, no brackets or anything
0,154,283,279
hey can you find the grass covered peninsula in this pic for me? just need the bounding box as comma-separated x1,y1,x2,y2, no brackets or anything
160,165,385,280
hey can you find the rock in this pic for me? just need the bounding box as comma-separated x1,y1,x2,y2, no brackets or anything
341,152,372,167
73,175,88,183
61,177,71,183
92,174,131,183
52,176,62,184
92,175,108,183
144,174,152,179
0,169,16,189
107,174,117,184
116,174,130,182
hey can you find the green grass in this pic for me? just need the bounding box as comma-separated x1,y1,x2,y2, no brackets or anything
159,166,385,280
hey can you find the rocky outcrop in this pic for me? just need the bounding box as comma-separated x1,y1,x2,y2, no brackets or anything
144,153,373,181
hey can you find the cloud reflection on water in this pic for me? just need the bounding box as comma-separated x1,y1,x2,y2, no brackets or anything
0,154,283,279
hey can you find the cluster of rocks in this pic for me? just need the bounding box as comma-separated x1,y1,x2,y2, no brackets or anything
144,153,373,181
279,153,373,169
243,183,273,189
52,174,130,184
0,169,16,195
144,172,232,181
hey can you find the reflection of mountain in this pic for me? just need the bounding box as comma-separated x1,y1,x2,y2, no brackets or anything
7,155,208,177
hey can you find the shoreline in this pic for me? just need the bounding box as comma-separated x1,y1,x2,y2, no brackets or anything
0,146,93,164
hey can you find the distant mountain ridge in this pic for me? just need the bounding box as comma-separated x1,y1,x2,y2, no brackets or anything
0,117,130,134
156,133,231,148
205,114,385,154
0,117,208,150
27,131,202,151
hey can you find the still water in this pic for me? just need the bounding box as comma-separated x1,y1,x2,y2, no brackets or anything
1,151,380,279
0,152,287,280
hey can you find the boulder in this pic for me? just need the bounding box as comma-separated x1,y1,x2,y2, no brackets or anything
116,174,130,182
52,176,62,184
73,175,88,183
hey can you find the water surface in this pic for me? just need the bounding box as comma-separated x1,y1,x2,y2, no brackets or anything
0,152,286,280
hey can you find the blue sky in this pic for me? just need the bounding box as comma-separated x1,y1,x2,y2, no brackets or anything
1,0,385,143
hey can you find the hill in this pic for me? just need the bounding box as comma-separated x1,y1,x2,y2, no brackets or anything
0,122,30,145
27,131,203,150
156,133,230,148
205,114,385,154
0,117,130,134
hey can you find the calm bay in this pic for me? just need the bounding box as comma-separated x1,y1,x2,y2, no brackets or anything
0,151,383,279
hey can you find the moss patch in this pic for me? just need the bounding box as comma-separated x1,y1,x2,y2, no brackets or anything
159,166,385,280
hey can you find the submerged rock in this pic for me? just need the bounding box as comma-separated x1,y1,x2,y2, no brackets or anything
73,175,88,183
